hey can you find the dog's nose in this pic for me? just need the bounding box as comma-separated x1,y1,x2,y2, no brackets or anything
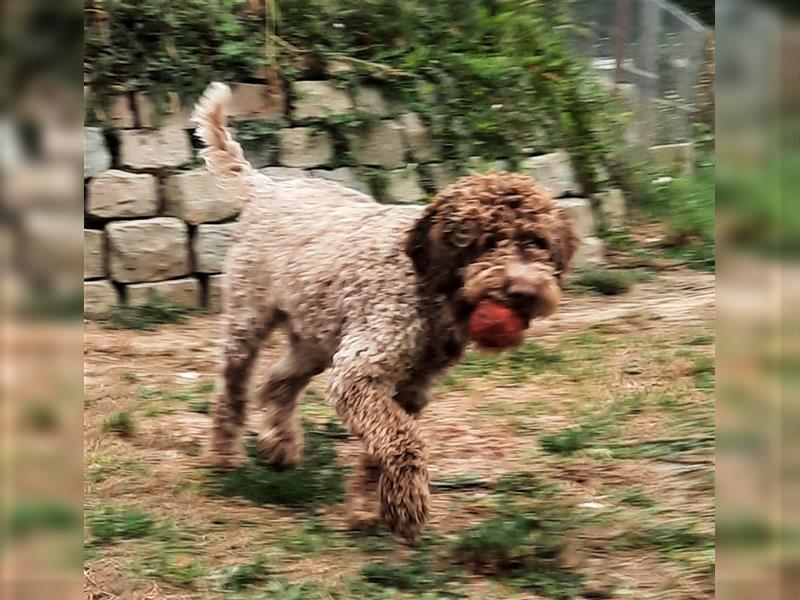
506,262,561,317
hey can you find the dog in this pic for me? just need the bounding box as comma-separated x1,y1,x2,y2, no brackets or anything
193,82,577,541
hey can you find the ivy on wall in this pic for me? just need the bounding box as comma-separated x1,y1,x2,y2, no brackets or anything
85,0,630,192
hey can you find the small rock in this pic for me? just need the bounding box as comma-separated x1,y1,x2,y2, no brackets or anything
384,169,425,203
119,127,192,169
164,168,241,224
84,280,118,316
520,150,576,198
206,274,226,313
399,112,437,162
107,217,190,283
84,229,106,279
84,128,110,178
127,277,201,309
557,198,597,239
571,237,605,269
291,81,352,119
87,170,158,218
193,223,237,273
278,127,333,168
350,120,406,168
353,85,390,116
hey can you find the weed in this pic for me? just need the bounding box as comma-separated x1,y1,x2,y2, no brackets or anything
540,426,595,455
571,268,634,295
278,519,333,554
87,506,153,543
615,487,656,508
451,511,582,599
210,555,270,592
211,420,346,509
122,371,138,383
103,411,134,438
616,521,713,556
686,333,714,346
104,295,189,331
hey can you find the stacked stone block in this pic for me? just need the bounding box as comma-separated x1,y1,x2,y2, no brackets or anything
85,78,614,316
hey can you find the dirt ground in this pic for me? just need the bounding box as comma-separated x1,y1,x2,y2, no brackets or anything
84,267,715,600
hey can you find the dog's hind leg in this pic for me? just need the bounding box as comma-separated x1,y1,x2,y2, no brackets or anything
208,305,274,470
257,339,325,467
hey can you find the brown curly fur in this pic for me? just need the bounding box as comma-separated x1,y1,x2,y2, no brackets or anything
193,83,577,542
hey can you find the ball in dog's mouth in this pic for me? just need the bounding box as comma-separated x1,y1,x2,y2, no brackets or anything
467,299,526,350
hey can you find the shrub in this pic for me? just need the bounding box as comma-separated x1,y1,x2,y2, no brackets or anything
103,411,135,438
571,269,633,295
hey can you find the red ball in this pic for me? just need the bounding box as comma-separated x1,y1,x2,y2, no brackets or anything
468,300,525,349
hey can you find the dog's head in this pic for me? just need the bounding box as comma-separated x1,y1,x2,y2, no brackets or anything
406,172,578,336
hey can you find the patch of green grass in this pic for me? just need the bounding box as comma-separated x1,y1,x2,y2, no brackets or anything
278,519,334,554
614,487,656,508
539,425,596,455
616,521,713,557
210,420,347,509
136,549,206,587
495,473,558,498
103,411,134,438
87,506,153,543
686,333,714,346
451,512,582,599
209,555,270,593
104,295,189,331
361,536,457,593
442,342,562,388
690,354,715,391
571,268,634,295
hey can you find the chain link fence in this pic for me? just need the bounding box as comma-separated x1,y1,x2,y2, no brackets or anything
568,0,713,147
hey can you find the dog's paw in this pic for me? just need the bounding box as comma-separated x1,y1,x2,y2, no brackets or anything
257,427,303,468
203,448,246,472
378,456,429,543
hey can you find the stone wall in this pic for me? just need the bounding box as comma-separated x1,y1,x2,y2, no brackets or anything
84,79,613,316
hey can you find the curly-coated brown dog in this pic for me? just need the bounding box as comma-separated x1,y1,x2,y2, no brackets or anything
193,83,578,542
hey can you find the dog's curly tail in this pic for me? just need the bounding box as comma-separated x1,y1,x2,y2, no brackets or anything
192,82,264,194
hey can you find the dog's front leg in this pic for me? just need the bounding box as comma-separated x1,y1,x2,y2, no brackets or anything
329,356,429,543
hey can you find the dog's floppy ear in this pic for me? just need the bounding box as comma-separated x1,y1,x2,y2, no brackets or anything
406,206,437,278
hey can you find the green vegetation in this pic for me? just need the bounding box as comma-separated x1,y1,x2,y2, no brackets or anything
452,512,582,599
210,555,270,593
103,411,135,437
442,341,562,389
85,0,627,191
571,268,634,295
88,506,154,543
104,295,189,331
211,420,346,509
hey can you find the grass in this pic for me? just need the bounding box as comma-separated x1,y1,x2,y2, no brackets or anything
87,506,154,543
104,295,189,331
614,487,656,508
571,268,634,295
441,341,562,389
210,420,347,509
103,411,135,437
451,511,583,599
209,555,270,593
